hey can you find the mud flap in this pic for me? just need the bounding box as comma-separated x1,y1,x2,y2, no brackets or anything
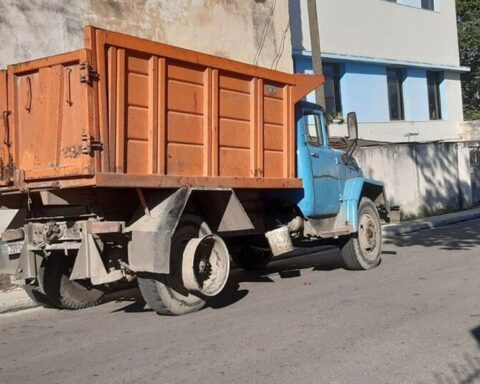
127,188,191,274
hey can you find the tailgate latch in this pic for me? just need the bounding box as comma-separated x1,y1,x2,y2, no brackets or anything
79,62,99,85
82,134,103,155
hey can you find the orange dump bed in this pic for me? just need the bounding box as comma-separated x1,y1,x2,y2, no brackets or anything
0,27,323,191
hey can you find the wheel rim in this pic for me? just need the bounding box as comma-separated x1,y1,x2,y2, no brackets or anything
182,234,230,297
164,222,209,305
358,213,379,260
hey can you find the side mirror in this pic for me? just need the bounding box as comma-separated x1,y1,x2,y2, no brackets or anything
346,112,358,140
342,112,359,165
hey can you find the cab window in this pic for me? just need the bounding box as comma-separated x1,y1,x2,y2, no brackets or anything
303,112,323,147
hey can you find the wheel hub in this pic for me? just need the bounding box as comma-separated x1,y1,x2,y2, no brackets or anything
358,213,378,259
182,234,230,297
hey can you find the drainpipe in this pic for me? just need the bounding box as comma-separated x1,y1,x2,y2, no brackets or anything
307,0,326,108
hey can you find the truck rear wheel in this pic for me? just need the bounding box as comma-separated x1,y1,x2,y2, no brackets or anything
137,215,211,316
40,253,105,309
23,282,55,308
339,197,382,270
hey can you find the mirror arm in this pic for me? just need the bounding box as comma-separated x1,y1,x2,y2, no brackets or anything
341,139,358,164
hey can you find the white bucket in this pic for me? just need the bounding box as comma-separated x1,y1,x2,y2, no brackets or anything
265,226,294,256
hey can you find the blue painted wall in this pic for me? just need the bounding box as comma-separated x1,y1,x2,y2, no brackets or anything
293,56,316,103
293,54,447,124
340,62,390,123
403,68,429,121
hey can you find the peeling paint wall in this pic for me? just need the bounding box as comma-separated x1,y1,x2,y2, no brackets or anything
0,0,293,72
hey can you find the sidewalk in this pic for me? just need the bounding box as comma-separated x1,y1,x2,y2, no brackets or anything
0,287,38,314
382,206,480,238
1,207,480,315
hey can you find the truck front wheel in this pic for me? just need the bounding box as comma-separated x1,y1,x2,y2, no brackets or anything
137,215,210,316
339,197,382,270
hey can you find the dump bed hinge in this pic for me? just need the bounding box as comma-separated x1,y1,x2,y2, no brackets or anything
1,154,15,184
82,134,103,155
79,62,99,85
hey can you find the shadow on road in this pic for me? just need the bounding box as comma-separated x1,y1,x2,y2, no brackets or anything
109,245,349,313
208,245,349,310
385,220,480,251
426,326,480,383
473,325,480,348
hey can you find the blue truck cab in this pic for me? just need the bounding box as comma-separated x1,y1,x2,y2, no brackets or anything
272,100,388,271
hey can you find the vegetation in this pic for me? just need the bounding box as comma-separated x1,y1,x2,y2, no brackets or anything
457,0,480,121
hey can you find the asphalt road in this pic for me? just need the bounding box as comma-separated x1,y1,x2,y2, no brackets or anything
1,220,480,384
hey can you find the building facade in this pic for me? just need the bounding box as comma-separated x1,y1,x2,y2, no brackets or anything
290,0,468,142
0,0,293,73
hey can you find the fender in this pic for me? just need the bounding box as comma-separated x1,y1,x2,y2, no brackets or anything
336,177,386,231
127,188,253,274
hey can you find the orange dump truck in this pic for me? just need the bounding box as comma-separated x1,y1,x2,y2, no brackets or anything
0,27,386,315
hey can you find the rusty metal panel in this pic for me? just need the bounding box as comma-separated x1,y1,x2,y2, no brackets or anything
7,49,95,182
93,26,323,185
0,70,11,185
0,27,323,192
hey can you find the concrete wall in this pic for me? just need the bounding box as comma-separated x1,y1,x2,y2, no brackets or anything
291,0,460,67
0,0,293,73
356,141,477,217
459,121,480,141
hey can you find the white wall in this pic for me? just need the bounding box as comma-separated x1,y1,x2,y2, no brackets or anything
291,0,461,67
355,141,474,217
0,0,293,73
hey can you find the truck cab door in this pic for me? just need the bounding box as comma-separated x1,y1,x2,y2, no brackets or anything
297,108,341,218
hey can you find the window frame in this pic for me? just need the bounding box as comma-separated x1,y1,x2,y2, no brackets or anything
384,0,436,12
386,68,405,121
421,0,435,10
303,111,324,147
427,71,442,120
323,62,343,118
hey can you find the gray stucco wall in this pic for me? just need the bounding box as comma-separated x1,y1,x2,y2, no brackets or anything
0,0,293,73
356,141,477,218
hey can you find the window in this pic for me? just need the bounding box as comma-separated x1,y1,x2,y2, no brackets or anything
387,68,404,121
427,71,442,120
385,0,435,11
303,112,323,146
421,0,435,10
323,63,342,117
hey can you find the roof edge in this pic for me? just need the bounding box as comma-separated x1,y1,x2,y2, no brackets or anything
293,49,470,73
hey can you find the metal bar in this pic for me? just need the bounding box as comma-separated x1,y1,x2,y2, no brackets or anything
257,79,264,177
203,68,212,176
148,56,159,174
115,49,126,173
157,58,166,175
107,46,118,173
95,29,110,172
96,172,302,189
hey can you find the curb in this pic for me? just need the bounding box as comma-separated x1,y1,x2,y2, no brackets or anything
0,288,38,315
382,209,480,238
